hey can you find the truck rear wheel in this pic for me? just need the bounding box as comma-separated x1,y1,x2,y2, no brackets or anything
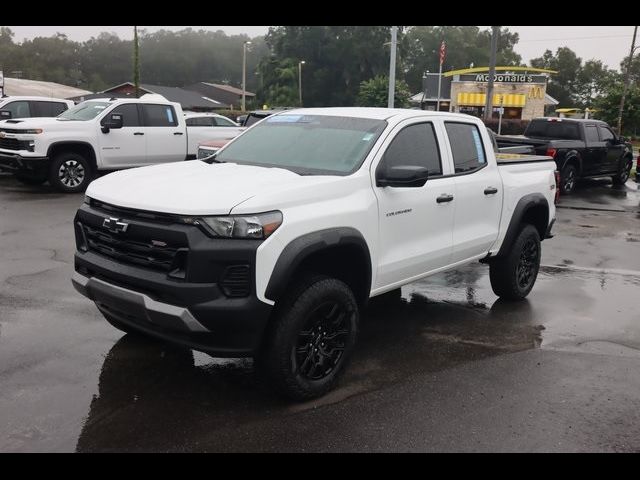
560,164,578,195
260,274,359,401
489,224,541,300
49,152,92,193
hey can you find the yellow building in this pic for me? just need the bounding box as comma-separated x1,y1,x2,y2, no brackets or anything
411,66,559,121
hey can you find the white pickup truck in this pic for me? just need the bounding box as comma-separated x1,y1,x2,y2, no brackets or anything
72,108,557,400
0,95,242,193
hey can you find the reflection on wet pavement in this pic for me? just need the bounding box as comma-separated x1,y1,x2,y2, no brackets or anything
71,261,639,452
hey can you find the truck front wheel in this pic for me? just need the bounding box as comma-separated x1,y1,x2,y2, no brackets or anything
261,274,359,401
49,152,92,193
489,224,541,300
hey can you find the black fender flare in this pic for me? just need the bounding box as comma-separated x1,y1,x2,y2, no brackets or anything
265,227,372,303
559,151,582,174
493,193,550,259
47,141,98,171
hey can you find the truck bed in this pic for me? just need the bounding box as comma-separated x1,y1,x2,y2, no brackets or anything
496,153,555,165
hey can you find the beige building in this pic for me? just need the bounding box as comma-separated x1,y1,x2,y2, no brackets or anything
411,67,559,121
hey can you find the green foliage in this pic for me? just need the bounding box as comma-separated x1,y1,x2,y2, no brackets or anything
594,85,640,136
530,47,617,109
356,75,411,108
404,26,522,93
257,57,299,107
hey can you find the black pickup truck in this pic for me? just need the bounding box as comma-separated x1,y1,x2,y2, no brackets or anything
496,118,634,194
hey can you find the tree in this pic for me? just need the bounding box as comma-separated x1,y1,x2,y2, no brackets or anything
403,26,522,93
262,26,407,107
356,75,411,108
594,84,640,136
531,47,582,107
257,57,299,107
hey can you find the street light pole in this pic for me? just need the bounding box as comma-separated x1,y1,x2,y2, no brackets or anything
617,25,638,135
298,60,305,106
388,26,398,108
242,40,252,112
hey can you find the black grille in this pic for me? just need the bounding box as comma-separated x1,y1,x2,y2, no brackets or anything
0,138,22,151
83,224,186,273
89,199,179,225
220,265,251,297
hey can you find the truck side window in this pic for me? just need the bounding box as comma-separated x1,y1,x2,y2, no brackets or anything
445,122,486,174
4,101,31,118
108,104,141,127
214,116,236,127
598,126,614,142
585,125,599,143
143,104,178,127
380,123,442,176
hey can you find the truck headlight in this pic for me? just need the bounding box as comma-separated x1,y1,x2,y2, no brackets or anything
22,129,44,134
185,211,283,239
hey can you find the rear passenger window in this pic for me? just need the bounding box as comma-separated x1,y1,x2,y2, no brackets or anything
445,122,486,174
380,123,442,176
186,117,214,127
214,116,236,127
143,104,178,127
109,104,140,127
585,125,599,143
51,102,68,116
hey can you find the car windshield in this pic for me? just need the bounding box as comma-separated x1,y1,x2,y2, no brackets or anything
216,114,387,175
58,101,111,121
526,120,581,140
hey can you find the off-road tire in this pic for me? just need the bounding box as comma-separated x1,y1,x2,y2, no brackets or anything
489,224,541,300
260,274,359,401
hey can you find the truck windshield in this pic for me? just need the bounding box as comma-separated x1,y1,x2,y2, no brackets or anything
215,114,387,175
526,120,581,140
58,101,111,121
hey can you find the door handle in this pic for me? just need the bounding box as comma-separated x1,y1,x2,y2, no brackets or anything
133,132,144,136
436,194,454,204
173,132,184,136
484,187,498,195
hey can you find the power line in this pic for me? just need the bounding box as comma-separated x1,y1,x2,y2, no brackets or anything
518,34,633,43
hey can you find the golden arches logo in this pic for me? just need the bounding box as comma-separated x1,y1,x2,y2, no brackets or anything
529,86,544,99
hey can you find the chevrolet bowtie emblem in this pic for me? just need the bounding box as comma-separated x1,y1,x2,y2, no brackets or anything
103,217,129,233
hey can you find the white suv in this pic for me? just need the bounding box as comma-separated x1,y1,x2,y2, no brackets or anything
0,96,74,119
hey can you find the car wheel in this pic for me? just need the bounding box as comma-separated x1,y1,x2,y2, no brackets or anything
15,171,48,185
49,152,92,193
489,224,541,300
612,158,632,186
260,274,359,401
560,164,578,195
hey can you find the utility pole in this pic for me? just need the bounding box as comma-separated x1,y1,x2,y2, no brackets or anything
617,25,638,135
484,26,499,121
242,41,252,112
388,26,398,108
298,60,305,106
133,26,140,98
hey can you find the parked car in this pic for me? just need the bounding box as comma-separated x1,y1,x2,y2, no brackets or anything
196,139,232,159
184,112,244,158
72,108,557,400
0,96,73,120
0,95,241,193
495,117,634,194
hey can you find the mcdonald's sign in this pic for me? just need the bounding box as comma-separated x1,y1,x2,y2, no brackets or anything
528,86,544,100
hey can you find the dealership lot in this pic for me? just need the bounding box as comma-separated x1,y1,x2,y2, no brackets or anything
0,173,639,452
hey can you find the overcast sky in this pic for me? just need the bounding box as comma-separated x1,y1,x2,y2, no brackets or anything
6,25,635,70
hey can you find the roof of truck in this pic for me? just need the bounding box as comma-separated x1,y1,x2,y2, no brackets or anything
275,107,467,121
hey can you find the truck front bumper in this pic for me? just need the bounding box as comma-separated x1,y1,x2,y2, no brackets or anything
0,152,49,173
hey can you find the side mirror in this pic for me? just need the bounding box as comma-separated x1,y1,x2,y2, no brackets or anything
0,110,12,120
376,165,429,188
101,113,124,133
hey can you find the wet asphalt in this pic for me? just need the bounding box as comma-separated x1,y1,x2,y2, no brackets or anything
0,173,639,452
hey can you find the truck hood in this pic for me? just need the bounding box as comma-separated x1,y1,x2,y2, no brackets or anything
0,117,78,130
86,161,344,215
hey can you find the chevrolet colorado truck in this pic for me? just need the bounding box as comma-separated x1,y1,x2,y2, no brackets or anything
71,108,557,400
0,95,233,193
495,117,634,194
